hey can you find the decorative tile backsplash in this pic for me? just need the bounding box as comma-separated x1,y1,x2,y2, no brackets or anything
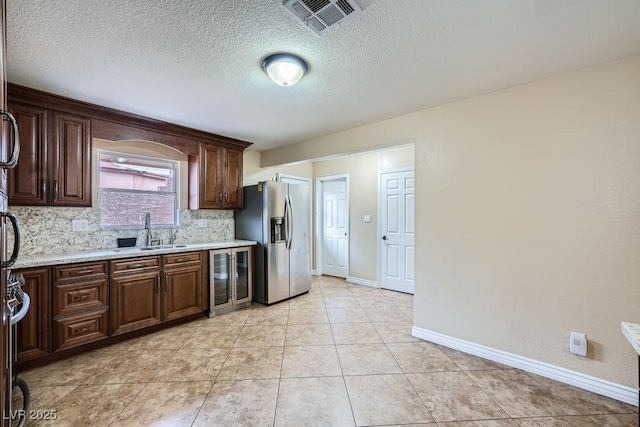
9,207,235,256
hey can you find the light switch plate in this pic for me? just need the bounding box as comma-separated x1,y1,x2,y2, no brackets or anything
72,219,90,232
363,215,372,223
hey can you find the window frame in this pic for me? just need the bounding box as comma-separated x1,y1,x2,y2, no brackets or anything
97,150,180,229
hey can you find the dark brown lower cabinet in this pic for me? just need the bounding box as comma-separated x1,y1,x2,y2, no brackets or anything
110,269,162,336
162,252,203,321
16,251,207,366
16,268,51,363
54,308,108,351
52,262,109,351
111,253,205,335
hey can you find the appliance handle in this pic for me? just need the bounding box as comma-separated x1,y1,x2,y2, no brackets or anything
287,196,294,250
283,197,289,249
285,196,293,250
1,212,21,268
10,293,30,326
228,253,233,303
0,109,20,169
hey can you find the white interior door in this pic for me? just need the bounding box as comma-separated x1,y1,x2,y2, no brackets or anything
322,178,348,278
380,169,415,294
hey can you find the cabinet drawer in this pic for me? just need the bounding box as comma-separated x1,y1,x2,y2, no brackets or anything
54,262,107,282
54,279,108,317
163,251,202,268
54,309,108,351
110,256,160,275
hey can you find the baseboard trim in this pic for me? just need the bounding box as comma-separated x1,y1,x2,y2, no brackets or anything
412,326,638,406
346,276,378,288
312,270,320,276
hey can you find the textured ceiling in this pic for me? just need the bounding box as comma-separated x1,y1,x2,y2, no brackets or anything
7,0,640,151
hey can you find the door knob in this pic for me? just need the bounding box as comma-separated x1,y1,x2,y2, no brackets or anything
382,236,387,240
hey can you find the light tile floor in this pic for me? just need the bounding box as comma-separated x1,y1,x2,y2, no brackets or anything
13,275,639,426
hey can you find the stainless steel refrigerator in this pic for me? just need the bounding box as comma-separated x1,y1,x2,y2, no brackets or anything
235,181,311,304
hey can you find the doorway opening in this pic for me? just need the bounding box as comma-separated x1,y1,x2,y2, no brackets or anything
315,175,349,278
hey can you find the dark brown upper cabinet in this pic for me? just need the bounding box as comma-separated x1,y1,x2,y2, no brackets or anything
51,112,91,206
7,83,251,210
6,103,48,205
8,103,91,207
189,144,243,210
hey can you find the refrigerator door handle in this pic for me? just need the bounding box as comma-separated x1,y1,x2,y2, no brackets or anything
285,196,293,250
283,196,289,250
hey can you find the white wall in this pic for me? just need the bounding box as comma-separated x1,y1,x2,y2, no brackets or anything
258,55,640,389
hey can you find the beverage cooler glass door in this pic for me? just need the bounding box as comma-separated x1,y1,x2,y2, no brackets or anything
233,247,252,304
210,249,232,310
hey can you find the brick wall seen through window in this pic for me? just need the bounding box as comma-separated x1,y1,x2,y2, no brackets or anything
99,151,178,227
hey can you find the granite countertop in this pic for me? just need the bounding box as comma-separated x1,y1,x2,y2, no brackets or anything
12,240,257,269
621,322,640,356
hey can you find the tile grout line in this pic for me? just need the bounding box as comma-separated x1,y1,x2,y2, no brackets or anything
272,292,293,427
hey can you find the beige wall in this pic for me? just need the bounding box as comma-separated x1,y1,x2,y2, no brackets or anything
313,145,414,281
259,55,640,388
243,150,313,185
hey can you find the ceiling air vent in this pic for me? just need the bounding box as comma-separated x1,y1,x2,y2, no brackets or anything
283,0,362,35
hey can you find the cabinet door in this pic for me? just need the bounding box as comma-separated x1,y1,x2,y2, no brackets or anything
110,271,161,336
16,268,51,363
198,144,223,209
7,104,48,205
209,250,232,311
51,112,91,206
223,148,243,209
233,247,252,305
163,264,202,322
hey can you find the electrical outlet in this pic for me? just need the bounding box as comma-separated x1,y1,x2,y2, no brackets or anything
71,219,90,232
196,219,207,228
364,215,372,223
569,332,587,357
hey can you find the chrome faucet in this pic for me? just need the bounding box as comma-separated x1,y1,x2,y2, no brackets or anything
144,212,152,246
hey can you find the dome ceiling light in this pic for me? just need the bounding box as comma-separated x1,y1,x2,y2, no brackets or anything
262,53,309,87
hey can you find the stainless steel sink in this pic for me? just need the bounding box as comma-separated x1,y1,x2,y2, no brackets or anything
113,244,188,252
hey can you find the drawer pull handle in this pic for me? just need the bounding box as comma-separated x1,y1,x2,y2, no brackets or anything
175,258,188,263
73,293,91,301
74,269,96,275
77,326,92,333
127,264,146,269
